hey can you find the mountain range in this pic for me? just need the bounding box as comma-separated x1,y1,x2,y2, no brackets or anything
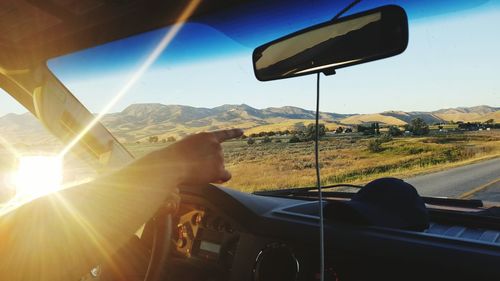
0,104,498,144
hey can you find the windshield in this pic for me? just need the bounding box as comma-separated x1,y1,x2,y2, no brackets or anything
29,1,500,202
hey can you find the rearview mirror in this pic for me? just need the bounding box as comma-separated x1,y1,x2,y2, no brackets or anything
252,5,408,81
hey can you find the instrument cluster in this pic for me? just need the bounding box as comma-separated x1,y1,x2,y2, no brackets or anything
174,205,240,272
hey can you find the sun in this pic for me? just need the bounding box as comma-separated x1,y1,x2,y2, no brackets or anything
14,155,63,199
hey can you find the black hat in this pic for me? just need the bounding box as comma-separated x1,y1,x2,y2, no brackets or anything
324,177,429,231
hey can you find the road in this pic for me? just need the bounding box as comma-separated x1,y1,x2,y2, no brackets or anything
405,157,500,201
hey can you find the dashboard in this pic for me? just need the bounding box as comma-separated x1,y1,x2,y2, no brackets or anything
164,184,500,281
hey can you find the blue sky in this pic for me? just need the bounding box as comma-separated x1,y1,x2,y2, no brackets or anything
1,1,499,116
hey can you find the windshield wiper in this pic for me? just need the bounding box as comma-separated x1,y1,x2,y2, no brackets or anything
253,183,362,196
254,185,484,208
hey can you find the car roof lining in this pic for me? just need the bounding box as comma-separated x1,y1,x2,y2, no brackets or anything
0,0,250,68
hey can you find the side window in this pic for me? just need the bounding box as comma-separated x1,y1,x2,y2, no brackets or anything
0,88,96,205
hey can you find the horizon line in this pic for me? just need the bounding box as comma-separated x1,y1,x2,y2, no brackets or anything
1,103,499,119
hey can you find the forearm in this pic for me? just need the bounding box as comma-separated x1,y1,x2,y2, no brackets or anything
0,128,241,281
0,155,178,281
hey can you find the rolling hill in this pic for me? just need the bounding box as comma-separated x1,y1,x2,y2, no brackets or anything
0,113,57,146
340,113,407,126
433,106,500,123
99,104,355,142
0,104,497,144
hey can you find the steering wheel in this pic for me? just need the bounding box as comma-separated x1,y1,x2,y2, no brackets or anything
143,210,173,281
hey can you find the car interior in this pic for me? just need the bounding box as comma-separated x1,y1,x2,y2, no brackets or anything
0,1,499,281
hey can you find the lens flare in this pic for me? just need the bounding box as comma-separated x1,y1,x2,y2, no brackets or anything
14,156,63,198
59,0,202,157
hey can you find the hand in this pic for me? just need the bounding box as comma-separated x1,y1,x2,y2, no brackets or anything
129,128,243,187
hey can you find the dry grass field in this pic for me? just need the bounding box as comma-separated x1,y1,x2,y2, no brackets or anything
125,130,500,193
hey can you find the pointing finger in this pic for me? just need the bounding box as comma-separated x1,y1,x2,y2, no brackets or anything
212,128,244,143
214,169,232,184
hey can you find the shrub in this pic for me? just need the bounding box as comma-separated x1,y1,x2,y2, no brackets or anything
167,136,176,142
367,139,383,152
289,135,301,143
408,147,424,154
379,133,393,143
261,136,272,143
247,138,255,145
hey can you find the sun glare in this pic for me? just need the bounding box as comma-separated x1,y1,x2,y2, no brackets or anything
14,156,63,198
59,0,201,157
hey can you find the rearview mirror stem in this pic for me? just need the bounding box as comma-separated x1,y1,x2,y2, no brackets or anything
331,0,362,21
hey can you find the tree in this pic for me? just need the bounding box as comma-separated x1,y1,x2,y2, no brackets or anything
241,134,247,139
335,126,344,134
344,128,353,133
148,136,159,143
372,122,380,135
304,123,326,141
388,126,402,137
483,119,495,129
357,124,375,135
161,138,167,143
458,122,481,131
167,136,176,142
405,118,429,136
247,138,255,145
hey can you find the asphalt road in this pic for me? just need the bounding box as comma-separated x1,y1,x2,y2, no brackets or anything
405,157,500,200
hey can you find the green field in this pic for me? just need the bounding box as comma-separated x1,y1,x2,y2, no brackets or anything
125,130,500,193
